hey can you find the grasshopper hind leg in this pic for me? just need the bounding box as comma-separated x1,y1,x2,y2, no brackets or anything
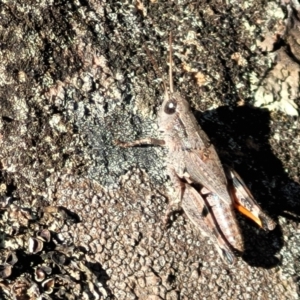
258,211,276,231
182,183,237,265
226,168,276,231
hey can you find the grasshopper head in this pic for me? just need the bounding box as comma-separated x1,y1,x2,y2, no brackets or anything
157,33,191,132
157,90,190,132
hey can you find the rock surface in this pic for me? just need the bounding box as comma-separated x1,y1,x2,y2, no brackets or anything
0,0,300,299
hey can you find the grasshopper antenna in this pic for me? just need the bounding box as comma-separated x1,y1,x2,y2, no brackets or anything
144,41,168,95
169,32,174,94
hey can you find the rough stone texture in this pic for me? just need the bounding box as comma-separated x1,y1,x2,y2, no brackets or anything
0,0,299,299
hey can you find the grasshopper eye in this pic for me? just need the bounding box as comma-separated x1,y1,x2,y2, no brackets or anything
164,100,177,114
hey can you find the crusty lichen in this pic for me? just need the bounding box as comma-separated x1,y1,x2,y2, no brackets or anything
0,0,299,299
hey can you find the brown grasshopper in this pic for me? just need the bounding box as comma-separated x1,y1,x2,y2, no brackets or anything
115,34,276,264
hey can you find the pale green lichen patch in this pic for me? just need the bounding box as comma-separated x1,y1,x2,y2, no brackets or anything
250,2,300,116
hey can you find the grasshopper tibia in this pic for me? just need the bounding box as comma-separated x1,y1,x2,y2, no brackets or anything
226,168,276,231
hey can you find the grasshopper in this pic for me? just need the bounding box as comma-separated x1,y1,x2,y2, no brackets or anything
115,34,276,264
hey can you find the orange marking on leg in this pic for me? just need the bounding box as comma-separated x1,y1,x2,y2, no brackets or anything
234,203,263,228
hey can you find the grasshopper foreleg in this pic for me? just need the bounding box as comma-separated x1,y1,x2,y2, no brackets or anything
114,138,165,147
163,167,186,225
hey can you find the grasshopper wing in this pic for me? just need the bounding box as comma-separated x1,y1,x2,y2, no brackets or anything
182,183,236,265
184,149,232,205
